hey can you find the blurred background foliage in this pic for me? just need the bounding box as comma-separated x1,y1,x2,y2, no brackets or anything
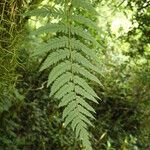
0,0,149,149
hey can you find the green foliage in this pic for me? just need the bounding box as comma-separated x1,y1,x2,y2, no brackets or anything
26,1,101,149
0,0,150,149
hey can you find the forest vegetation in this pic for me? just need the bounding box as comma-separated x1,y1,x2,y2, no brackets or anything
0,0,150,150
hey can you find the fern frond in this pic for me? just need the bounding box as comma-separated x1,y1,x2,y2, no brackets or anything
80,128,92,150
71,26,99,46
72,120,92,150
78,113,94,127
72,15,99,30
75,85,97,103
71,117,86,132
32,1,101,149
40,49,70,71
47,61,71,86
75,52,101,75
77,104,94,119
54,82,74,99
32,24,99,46
24,6,63,18
24,7,51,17
63,109,78,127
73,63,101,85
32,23,68,35
33,36,68,56
62,100,77,119
62,98,94,150
50,72,72,96
70,38,99,62
76,96,95,113
72,0,98,15
74,76,99,99
65,109,93,128
59,92,76,107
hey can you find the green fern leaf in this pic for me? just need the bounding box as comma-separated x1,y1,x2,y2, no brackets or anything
24,6,63,18
75,121,87,137
75,85,97,103
32,23,68,35
58,92,76,107
32,24,99,47
33,36,69,56
71,38,99,62
50,72,72,96
62,100,76,119
75,52,102,75
71,114,90,133
71,117,86,132
72,14,99,30
54,82,74,99
32,1,101,149
63,97,94,127
79,113,94,127
73,63,101,85
72,0,98,15
47,61,71,87
64,109,78,127
77,104,95,119
80,128,92,150
72,120,92,150
74,76,99,100
40,49,70,71
76,96,96,113
70,26,99,46
24,7,51,17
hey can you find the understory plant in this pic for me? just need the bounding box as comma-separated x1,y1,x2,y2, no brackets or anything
25,0,102,149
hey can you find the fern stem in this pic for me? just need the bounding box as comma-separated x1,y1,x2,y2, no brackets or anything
66,0,80,134
66,0,75,86
67,0,73,65
66,3,90,148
